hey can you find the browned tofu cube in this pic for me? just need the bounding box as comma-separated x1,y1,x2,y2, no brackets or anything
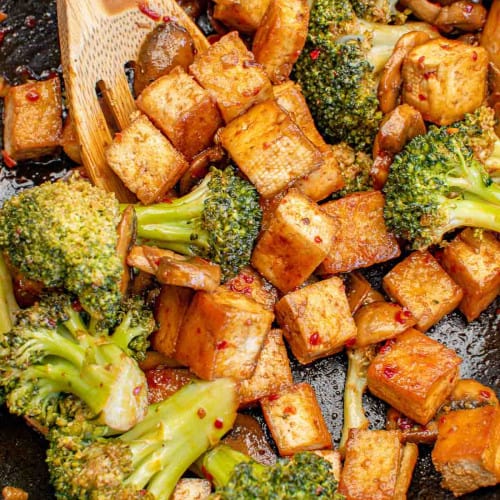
367,328,462,425
106,114,188,204
251,188,336,292
252,0,309,84
339,429,418,500
223,265,278,311
175,287,274,381
189,31,272,123
273,81,344,201
432,406,500,496
171,478,212,500
260,382,332,456
220,100,323,198
382,250,464,331
213,0,271,33
275,276,357,364
151,285,194,357
313,450,342,482
238,328,294,407
3,78,62,160
402,39,489,125
354,301,416,348
318,191,401,275
440,229,500,322
136,66,222,160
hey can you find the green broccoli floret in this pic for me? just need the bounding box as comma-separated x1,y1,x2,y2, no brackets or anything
196,444,344,499
339,346,375,454
383,119,500,249
128,167,262,280
0,175,123,324
47,378,238,500
292,0,434,152
0,292,153,432
351,0,403,23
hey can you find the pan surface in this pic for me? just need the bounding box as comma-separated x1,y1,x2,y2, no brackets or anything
0,1,498,498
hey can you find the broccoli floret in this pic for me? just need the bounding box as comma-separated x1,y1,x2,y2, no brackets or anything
351,0,404,23
0,292,153,432
0,175,123,324
292,0,434,152
339,346,375,454
383,119,500,249
128,167,262,280
47,378,238,500
196,444,344,499
0,252,18,336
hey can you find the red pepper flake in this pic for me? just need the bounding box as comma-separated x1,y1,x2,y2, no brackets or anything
440,44,451,50
1,150,17,168
395,308,412,324
314,236,322,243
71,299,83,312
138,2,162,21
263,142,271,149
472,51,478,61
345,337,356,348
245,318,253,326
397,416,413,431
216,340,228,350
242,273,254,284
309,332,321,345
464,4,473,14
201,465,213,481
0,30,5,45
284,405,296,415
24,15,37,28
383,365,397,379
214,418,224,429
418,55,425,66
268,393,280,401
439,416,446,425
25,89,40,102
133,385,143,396
479,390,491,399
423,71,435,80
207,34,223,44
301,217,310,225
310,48,321,60
379,339,395,355
197,407,207,419
163,16,171,22
418,94,427,101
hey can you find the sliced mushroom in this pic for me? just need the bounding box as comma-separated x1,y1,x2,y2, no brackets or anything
116,205,136,295
434,1,487,33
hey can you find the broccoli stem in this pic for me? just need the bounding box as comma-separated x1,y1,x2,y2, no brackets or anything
0,253,18,335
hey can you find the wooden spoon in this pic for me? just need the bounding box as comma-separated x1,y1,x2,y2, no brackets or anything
57,0,209,201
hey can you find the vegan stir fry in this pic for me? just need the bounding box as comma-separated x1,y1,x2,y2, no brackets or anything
0,0,499,498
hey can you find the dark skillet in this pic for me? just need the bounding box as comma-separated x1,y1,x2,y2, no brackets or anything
0,1,498,498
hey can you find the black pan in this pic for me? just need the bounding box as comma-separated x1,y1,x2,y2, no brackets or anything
0,1,498,498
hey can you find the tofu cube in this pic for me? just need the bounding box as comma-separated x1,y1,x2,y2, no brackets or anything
3,77,62,160
432,406,500,496
339,429,418,500
318,191,401,275
251,188,336,293
220,100,323,198
174,287,274,381
402,39,489,125
440,229,500,322
136,66,222,160
151,285,194,357
313,450,342,482
252,0,309,84
105,114,188,204
367,328,462,425
275,276,357,364
273,81,344,201
238,328,294,407
213,0,271,33
189,31,273,123
223,265,278,311
171,478,212,500
382,250,463,331
260,382,332,456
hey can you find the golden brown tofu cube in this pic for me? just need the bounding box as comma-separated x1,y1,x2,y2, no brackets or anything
313,450,342,482
382,250,464,332
3,78,62,161
252,0,309,84
339,429,417,500
440,229,500,322
223,265,278,311
367,328,462,425
238,328,294,407
171,478,211,500
260,382,332,456
432,406,500,496
318,191,401,275
402,39,489,125
220,100,323,198
106,114,188,205
354,301,416,348
251,188,336,292
213,0,271,33
275,276,357,364
136,66,222,160
273,81,344,201
189,31,272,123
151,285,194,357
175,287,274,381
